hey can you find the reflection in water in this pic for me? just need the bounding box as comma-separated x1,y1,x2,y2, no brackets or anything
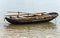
0,22,60,38
6,22,56,30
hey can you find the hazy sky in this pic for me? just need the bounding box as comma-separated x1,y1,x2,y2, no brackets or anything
0,0,60,12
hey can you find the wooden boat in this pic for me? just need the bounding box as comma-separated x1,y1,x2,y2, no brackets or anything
5,11,58,24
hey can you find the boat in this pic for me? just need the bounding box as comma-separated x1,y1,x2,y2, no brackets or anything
5,11,58,24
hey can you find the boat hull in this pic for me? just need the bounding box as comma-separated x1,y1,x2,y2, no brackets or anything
5,12,58,24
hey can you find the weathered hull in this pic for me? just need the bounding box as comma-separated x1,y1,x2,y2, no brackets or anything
5,12,58,24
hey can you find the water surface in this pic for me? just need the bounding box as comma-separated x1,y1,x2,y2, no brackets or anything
0,22,60,38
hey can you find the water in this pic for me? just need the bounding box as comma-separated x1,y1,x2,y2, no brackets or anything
0,0,60,38
0,22,59,38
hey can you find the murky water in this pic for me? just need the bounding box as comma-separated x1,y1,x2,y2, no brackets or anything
0,0,60,38
0,22,60,38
